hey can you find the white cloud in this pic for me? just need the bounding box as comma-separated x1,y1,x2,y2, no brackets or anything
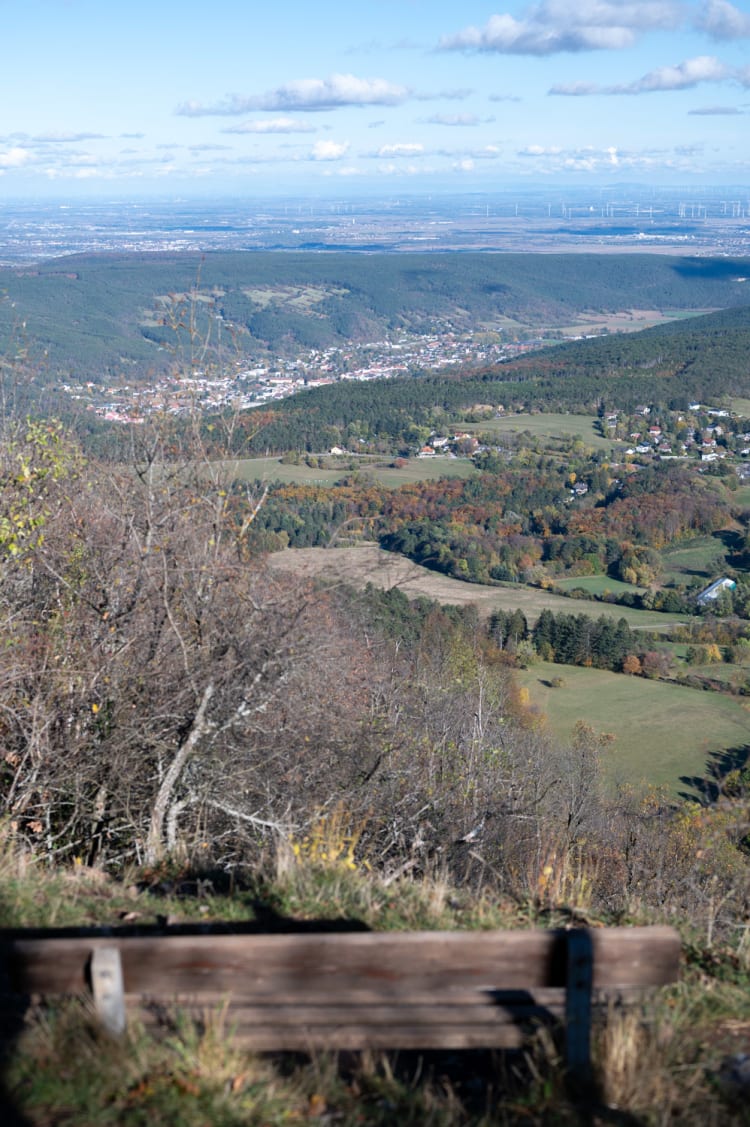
421,113,489,126
223,117,318,134
311,139,350,160
329,165,367,177
510,140,712,175
688,103,743,113
697,0,750,39
435,145,502,160
549,81,602,95
550,54,731,93
518,144,564,155
453,159,475,171
376,143,425,157
0,147,30,168
439,1,682,55
414,88,474,101
31,131,106,143
626,54,729,91
176,74,409,116
376,162,424,176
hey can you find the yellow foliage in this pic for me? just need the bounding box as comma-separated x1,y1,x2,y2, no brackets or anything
289,802,370,873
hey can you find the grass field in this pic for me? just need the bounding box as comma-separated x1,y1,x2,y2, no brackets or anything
468,412,621,451
554,575,646,597
518,661,750,793
227,456,477,488
731,483,750,509
267,545,687,631
730,397,750,417
660,536,727,583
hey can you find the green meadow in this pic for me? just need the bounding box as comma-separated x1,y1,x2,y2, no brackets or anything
553,575,646,597
659,536,728,584
519,661,749,793
469,412,621,451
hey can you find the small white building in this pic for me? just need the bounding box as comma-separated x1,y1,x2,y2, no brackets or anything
696,577,736,605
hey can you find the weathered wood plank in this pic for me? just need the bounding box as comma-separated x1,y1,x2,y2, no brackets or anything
0,927,680,1000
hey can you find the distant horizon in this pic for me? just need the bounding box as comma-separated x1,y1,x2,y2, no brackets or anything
2,182,750,205
2,187,750,263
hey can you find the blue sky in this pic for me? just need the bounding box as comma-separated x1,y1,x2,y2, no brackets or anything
2,0,749,196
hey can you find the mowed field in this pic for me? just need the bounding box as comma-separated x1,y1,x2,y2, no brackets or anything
227,456,477,488
660,536,728,584
518,661,750,794
267,545,687,630
467,412,621,451
554,575,646,597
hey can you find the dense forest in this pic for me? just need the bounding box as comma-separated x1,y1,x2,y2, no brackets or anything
2,250,750,378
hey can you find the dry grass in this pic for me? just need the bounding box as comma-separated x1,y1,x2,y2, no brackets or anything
266,545,687,630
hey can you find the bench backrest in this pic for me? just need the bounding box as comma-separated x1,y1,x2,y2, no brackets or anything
0,925,681,1054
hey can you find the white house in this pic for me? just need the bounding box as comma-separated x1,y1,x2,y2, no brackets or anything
696,577,736,605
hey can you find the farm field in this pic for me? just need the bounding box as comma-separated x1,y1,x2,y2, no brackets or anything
467,412,621,451
553,575,646,597
518,661,750,793
267,545,687,630
659,536,728,584
227,455,477,488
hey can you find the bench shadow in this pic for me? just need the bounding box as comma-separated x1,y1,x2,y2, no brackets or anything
678,744,750,804
0,906,33,1126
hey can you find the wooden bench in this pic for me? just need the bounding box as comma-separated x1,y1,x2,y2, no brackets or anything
0,925,680,1082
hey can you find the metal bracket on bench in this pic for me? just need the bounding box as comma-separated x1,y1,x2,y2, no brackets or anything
565,929,593,1091
90,947,126,1036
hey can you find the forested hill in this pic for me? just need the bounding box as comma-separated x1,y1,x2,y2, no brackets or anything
242,304,750,454
2,250,750,378
476,302,750,409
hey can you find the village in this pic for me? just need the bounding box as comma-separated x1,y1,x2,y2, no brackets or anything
57,329,551,424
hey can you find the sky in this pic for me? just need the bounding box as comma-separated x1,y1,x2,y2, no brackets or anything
1,0,749,197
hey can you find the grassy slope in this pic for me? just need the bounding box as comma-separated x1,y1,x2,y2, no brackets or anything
469,412,620,451
519,660,750,793
660,535,731,584
553,574,647,596
266,544,687,630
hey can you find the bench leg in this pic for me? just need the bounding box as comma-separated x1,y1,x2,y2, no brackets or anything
565,930,593,1093
89,947,126,1037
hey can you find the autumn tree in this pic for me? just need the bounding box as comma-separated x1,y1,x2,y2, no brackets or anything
0,415,376,866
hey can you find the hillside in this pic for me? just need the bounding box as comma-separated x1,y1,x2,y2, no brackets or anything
238,303,750,454
2,250,750,380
